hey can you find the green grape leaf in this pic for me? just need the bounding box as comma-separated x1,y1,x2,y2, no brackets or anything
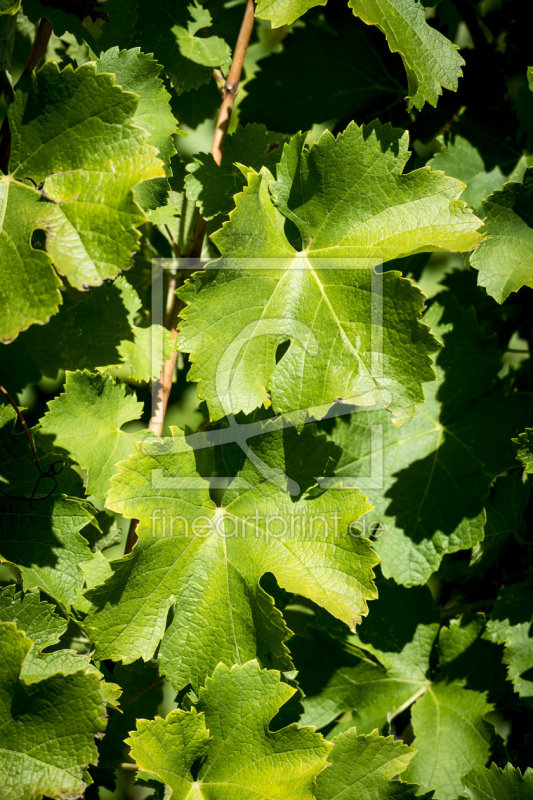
0,402,84,499
38,370,151,499
300,580,439,733
270,123,481,260
469,473,532,578
0,495,95,610
96,47,177,210
0,403,95,610
185,124,288,220
89,0,139,51
315,729,419,800
514,428,533,473
0,61,164,342
460,763,533,800
63,277,173,382
86,422,377,689
0,621,106,800
127,660,331,800
428,135,506,216
239,15,404,134
21,0,103,48
402,682,493,800
437,612,509,705
328,294,533,585
178,122,482,426
255,0,326,26
347,0,464,111
134,0,232,95
471,169,533,302
0,586,120,700
0,9,17,102
484,583,533,698
0,586,66,653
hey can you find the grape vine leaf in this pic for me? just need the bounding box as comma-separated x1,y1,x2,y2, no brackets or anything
89,0,139,52
514,428,533,473
428,135,506,216
38,370,151,499
185,124,288,220
255,0,465,110
328,294,533,585
0,621,106,800
0,0,18,102
467,473,532,578
0,495,95,611
460,763,533,800
255,0,326,26
0,61,164,342
484,583,533,698
239,14,404,134
347,0,464,111
300,577,493,800
402,682,493,800
21,0,102,49
0,586,121,704
471,169,533,302
85,421,377,689
300,580,439,733
127,660,331,800
437,612,509,704
314,729,421,800
134,0,232,95
63,277,173,382
96,47,177,210
178,121,482,426
0,402,98,610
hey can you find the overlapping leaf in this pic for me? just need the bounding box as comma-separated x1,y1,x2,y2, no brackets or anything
38,370,151,499
134,0,232,94
0,59,164,342
300,579,494,800
0,621,106,800
178,121,482,426
63,277,173,382
96,47,177,210
0,586,120,702
300,580,439,733
460,763,533,800
0,403,96,609
402,682,493,800
315,729,421,800
239,14,404,134
85,420,377,689
328,294,533,585
484,583,533,698
514,428,533,473
471,169,533,302
347,0,464,111
128,660,331,800
255,0,325,26
185,124,288,220
428,135,506,216
255,0,464,110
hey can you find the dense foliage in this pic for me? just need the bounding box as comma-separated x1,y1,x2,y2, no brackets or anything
1,0,533,798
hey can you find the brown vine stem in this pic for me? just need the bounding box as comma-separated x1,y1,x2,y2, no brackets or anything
23,17,53,75
124,0,256,555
